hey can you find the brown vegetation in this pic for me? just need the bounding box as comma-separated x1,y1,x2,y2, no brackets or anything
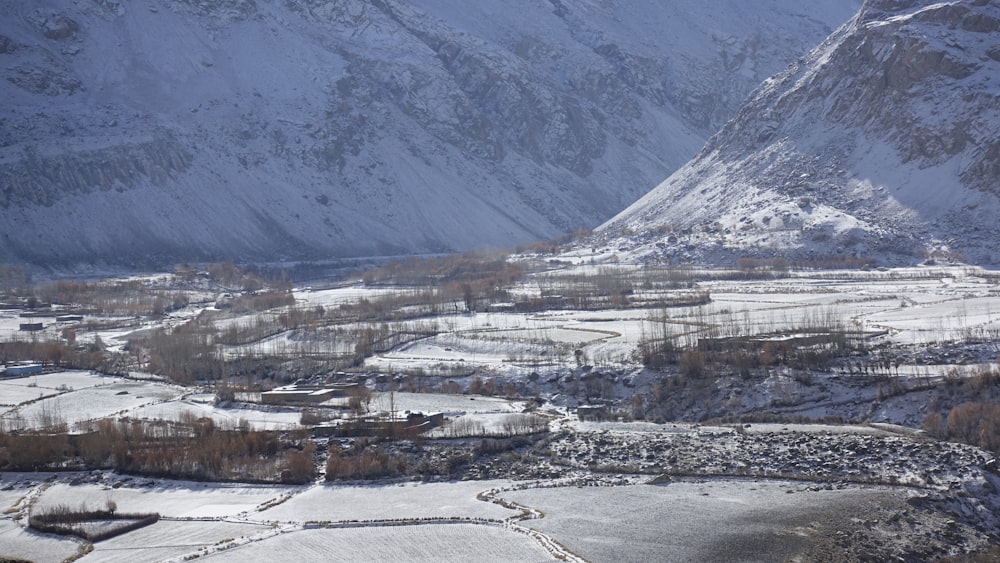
0,339,108,373
35,279,190,317
0,418,314,484
922,368,1000,455
325,439,408,481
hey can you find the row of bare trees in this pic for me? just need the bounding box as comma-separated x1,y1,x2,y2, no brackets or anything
0,339,108,373
0,418,314,483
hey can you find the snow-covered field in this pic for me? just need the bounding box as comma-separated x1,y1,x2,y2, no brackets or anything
198,523,557,563
0,374,306,431
501,480,912,562
257,480,515,523
128,397,304,431
6,474,553,561
370,392,523,416
82,520,271,563
1,265,999,560
1,266,996,432
5,420,993,563
354,265,1000,382
1,379,184,430
0,371,113,399
35,480,297,519
0,518,83,563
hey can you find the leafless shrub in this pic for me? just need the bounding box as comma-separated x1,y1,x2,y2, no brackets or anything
325,444,407,481
443,417,486,438
499,414,549,436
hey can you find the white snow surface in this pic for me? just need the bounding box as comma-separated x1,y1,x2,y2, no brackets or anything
600,0,1000,267
502,480,912,563
36,480,297,519
0,0,857,267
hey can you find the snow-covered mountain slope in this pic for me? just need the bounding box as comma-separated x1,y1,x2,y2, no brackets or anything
600,0,1000,267
0,0,857,268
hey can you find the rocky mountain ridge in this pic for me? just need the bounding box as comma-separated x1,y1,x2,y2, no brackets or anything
599,0,1000,267
0,0,857,268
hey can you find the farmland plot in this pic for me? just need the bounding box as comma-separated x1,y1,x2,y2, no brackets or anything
129,398,303,431
368,314,638,373
0,383,60,410
366,329,577,372
368,392,523,416
257,480,516,523
0,519,82,563
0,312,60,341
429,412,549,437
220,327,356,360
36,480,297,519
360,266,1000,381
862,295,1000,345
199,523,557,563
500,481,927,563
293,285,405,308
0,371,115,409
1,380,184,430
80,520,271,563
0,371,111,393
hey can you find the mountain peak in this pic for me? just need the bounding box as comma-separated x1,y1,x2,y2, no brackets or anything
600,0,1000,267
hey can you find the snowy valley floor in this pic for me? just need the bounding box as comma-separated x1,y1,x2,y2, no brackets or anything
2,264,1000,560
2,417,998,562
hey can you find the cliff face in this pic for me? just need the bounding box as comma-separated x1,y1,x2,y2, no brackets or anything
0,0,855,267
602,0,1000,266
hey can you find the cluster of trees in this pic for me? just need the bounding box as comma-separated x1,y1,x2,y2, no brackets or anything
325,430,548,482
0,339,108,373
196,261,292,293
698,332,854,376
0,417,314,484
325,439,407,481
135,295,444,385
925,401,1000,454
524,268,711,311
139,317,221,384
361,251,523,287
341,252,724,320
467,375,503,396
558,371,619,403
32,279,189,317
5,259,293,323
924,369,1000,454
0,264,31,300
0,260,307,385
349,322,439,367
358,251,526,314
442,414,548,438
639,302,860,376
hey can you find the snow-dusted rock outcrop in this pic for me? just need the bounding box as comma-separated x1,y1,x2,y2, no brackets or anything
602,0,1000,266
0,0,855,267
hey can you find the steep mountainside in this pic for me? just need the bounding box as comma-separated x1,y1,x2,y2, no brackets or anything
600,0,1000,267
0,0,856,268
